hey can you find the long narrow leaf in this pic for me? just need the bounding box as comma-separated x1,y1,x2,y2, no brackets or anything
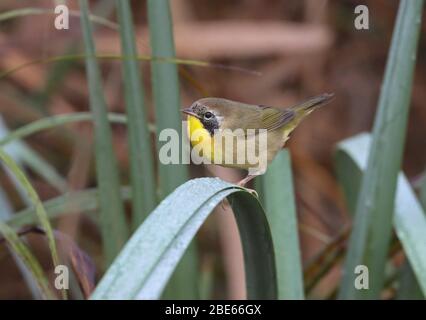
336,133,426,297
0,148,62,296
7,187,131,229
116,0,156,229
79,0,129,264
91,178,277,299
0,221,54,299
18,145,67,193
261,150,304,299
397,261,424,299
0,116,67,193
0,118,51,298
0,113,139,147
0,54,258,82
147,0,197,299
147,0,188,197
339,0,424,299
421,174,426,209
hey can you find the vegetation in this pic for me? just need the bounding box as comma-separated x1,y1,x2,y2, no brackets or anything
0,0,424,300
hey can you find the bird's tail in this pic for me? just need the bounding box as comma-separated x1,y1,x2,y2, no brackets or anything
281,93,334,142
290,92,334,115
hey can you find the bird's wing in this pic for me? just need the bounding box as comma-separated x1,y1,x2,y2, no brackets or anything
257,106,295,131
219,102,294,133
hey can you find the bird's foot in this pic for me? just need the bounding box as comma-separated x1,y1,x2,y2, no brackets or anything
236,175,258,197
220,198,230,210
240,187,258,198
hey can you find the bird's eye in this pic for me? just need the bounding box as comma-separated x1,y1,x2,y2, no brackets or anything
204,111,213,119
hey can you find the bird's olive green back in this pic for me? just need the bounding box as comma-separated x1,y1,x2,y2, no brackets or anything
200,93,333,134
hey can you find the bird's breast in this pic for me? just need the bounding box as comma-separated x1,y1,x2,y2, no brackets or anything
186,115,290,170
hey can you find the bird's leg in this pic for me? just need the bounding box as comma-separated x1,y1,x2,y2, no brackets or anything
237,174,258,198
220,175,259,210
237,174,256,187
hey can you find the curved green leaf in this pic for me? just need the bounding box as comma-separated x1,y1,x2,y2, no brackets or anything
0,54,228,81
0,113,123,147
0,221,54,299
0,117,67,193
6,187,131,229
0,148,63,297
0,113,157,148
338,0,424,299
17,145,67,193
91,178,277,300
397,261,424,299
336,133,426,297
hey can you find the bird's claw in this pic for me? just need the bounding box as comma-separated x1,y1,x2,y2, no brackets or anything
220,198,230,210
241,187,258,198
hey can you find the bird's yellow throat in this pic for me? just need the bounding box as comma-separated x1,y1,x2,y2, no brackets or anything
187,115,215,162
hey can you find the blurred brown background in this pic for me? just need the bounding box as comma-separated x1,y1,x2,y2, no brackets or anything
0,0,425,299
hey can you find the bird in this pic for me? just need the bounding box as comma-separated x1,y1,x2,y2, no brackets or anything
182,93,334,188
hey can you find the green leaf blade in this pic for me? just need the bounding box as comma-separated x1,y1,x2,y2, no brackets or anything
262,150,304,299
91,178,277,300
116,0,157,229
0,148,62,298
147,0,188,197
0,221,54,299
147,0,196,299
79,0,129,264
338,0,424,299
0,150,60,268
336,133,426,298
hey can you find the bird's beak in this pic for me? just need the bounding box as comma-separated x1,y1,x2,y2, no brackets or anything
181,107,200,119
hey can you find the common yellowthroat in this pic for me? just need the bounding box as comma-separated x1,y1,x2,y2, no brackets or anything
182,93,334,186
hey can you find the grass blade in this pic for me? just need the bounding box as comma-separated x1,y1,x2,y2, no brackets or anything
0,188,13,221
338,0,424,299
0,137,43,298
116,0,156,229
0,148,62,297
18,145,67,193
0,221,54,299
0,117,53,298
147,0,188,198
0,54,258,82
261,150,304,299
91,178,277,299
147,0,197,299
421,174,426,209
0,113,139,147
7,187,131,229
79,0,129,264
304,226,350,294
397,261,424,299
336,133,426,297
0,116,67,193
